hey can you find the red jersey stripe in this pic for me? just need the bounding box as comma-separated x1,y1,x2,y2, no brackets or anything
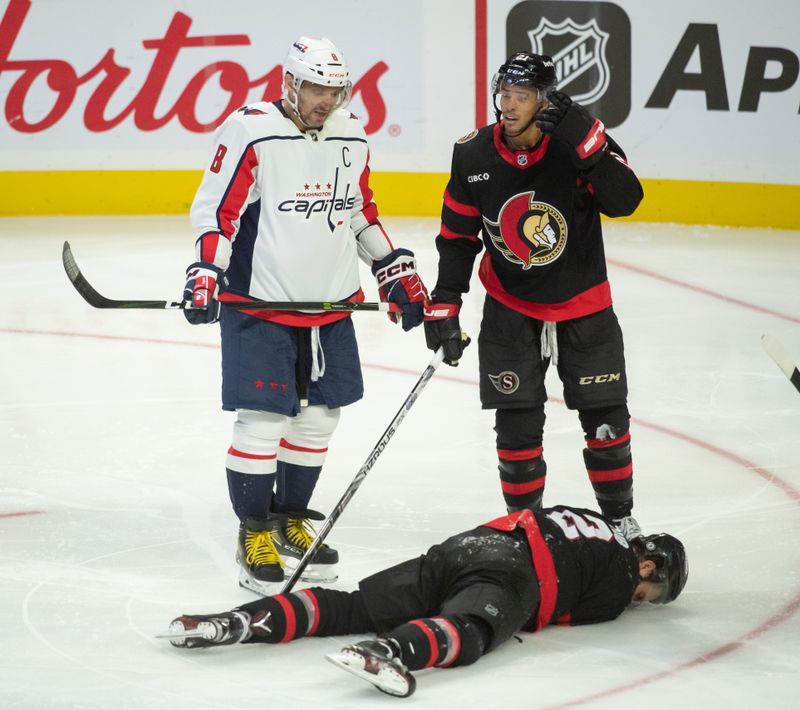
218,145,258,237
440,223,480,241
444,189,481,217
479,253,612,321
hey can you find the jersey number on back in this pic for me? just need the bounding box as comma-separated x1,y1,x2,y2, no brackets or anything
546,510,614,542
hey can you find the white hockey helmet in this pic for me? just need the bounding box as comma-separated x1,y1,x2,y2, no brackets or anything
284,37,352,112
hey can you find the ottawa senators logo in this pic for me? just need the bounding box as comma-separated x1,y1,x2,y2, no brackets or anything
482,191,567,269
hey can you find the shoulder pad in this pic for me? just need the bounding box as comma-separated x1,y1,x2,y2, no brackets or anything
457,129,479,144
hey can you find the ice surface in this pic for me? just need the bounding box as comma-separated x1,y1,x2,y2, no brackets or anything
1,215,799,708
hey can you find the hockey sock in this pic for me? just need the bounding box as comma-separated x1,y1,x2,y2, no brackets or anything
495,407,547,511
497,453,547,511
384,614,490,670
226,469,276,520
236,588,371,644
273,461,321,512
580,409,633,518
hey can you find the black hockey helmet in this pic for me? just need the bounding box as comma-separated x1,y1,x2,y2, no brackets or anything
633,533,688,604
491,52,558,96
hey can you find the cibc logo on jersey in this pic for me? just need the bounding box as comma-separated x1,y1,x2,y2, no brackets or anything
482,191,567,269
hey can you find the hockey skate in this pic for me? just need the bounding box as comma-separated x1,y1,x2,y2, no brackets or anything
612,515,643,541
160,610,251,648
274,510,339,583
326,638,416,698
237,516,285,594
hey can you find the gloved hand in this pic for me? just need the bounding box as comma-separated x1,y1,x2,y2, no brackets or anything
371,248,428,331
183,261,226,325
423,294,471,366
535,90,607,169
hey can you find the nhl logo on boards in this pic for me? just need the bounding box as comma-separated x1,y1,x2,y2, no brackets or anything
482,191,568,269
529,17,610,105
505,1,631,128
488,371,520,395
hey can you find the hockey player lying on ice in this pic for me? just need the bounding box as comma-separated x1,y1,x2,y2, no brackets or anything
163,505,688,697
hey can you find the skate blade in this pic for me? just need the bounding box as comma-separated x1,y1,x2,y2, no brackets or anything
283,560,338,583
155,629,207,640
238,573,284,596
326,650,415,697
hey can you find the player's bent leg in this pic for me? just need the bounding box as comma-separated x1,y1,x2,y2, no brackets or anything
274,405,341,582
326,614,489,698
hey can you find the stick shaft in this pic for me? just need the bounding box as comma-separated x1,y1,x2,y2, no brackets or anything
281,348,446,593
62,241,399,313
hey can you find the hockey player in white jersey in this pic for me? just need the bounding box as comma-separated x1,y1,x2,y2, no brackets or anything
183,37,427,594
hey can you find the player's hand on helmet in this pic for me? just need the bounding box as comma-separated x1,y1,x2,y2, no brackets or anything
183,261,226,325
423,291,471,366
535,90,607,169
371,248,428,331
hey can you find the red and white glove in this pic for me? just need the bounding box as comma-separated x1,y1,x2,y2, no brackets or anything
183,261,226,325
371,248,428,331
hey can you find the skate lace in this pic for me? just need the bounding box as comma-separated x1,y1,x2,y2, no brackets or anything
286,517,321,551
245,529,284,567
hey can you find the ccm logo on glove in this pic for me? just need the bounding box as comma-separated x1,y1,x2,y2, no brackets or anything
374,257,416,284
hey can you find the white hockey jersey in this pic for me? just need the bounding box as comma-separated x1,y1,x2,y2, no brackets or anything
190,100,392,326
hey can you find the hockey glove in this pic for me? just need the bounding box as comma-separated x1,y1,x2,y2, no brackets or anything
535,90,607,169
183,261,226,325
423,295,471,366
372,248,428,331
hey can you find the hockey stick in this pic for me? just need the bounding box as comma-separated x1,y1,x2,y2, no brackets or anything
281,346,448,593
762,334,800,394
62,241,399,314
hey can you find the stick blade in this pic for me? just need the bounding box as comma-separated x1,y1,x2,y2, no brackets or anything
762,334,800,394
762,334,795,379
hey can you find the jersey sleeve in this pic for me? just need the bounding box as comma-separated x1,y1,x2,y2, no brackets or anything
433,144,484,298
580,135,644,218
352,146,393,264
189,114,261,270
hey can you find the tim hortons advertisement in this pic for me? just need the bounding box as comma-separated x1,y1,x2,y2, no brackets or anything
0,0,424,169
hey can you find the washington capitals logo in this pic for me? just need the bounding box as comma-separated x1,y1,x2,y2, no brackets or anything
528,17,611,105
483,191,567,269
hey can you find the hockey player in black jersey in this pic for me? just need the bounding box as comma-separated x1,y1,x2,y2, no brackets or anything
163,505,687,698
423,53,645,540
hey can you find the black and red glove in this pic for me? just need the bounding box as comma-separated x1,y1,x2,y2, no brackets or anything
183,261,226,325
423,291,470,366
535,90,607,169
372,248,428,331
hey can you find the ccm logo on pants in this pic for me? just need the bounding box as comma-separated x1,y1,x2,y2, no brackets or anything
579,373,621,385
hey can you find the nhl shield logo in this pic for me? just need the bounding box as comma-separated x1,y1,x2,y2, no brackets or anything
528,18,610,105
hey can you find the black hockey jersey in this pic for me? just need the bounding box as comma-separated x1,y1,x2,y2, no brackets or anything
483,505,638,629
436,123,643,321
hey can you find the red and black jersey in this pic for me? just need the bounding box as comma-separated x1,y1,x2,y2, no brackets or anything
483,505,639,628
435,123,643,321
